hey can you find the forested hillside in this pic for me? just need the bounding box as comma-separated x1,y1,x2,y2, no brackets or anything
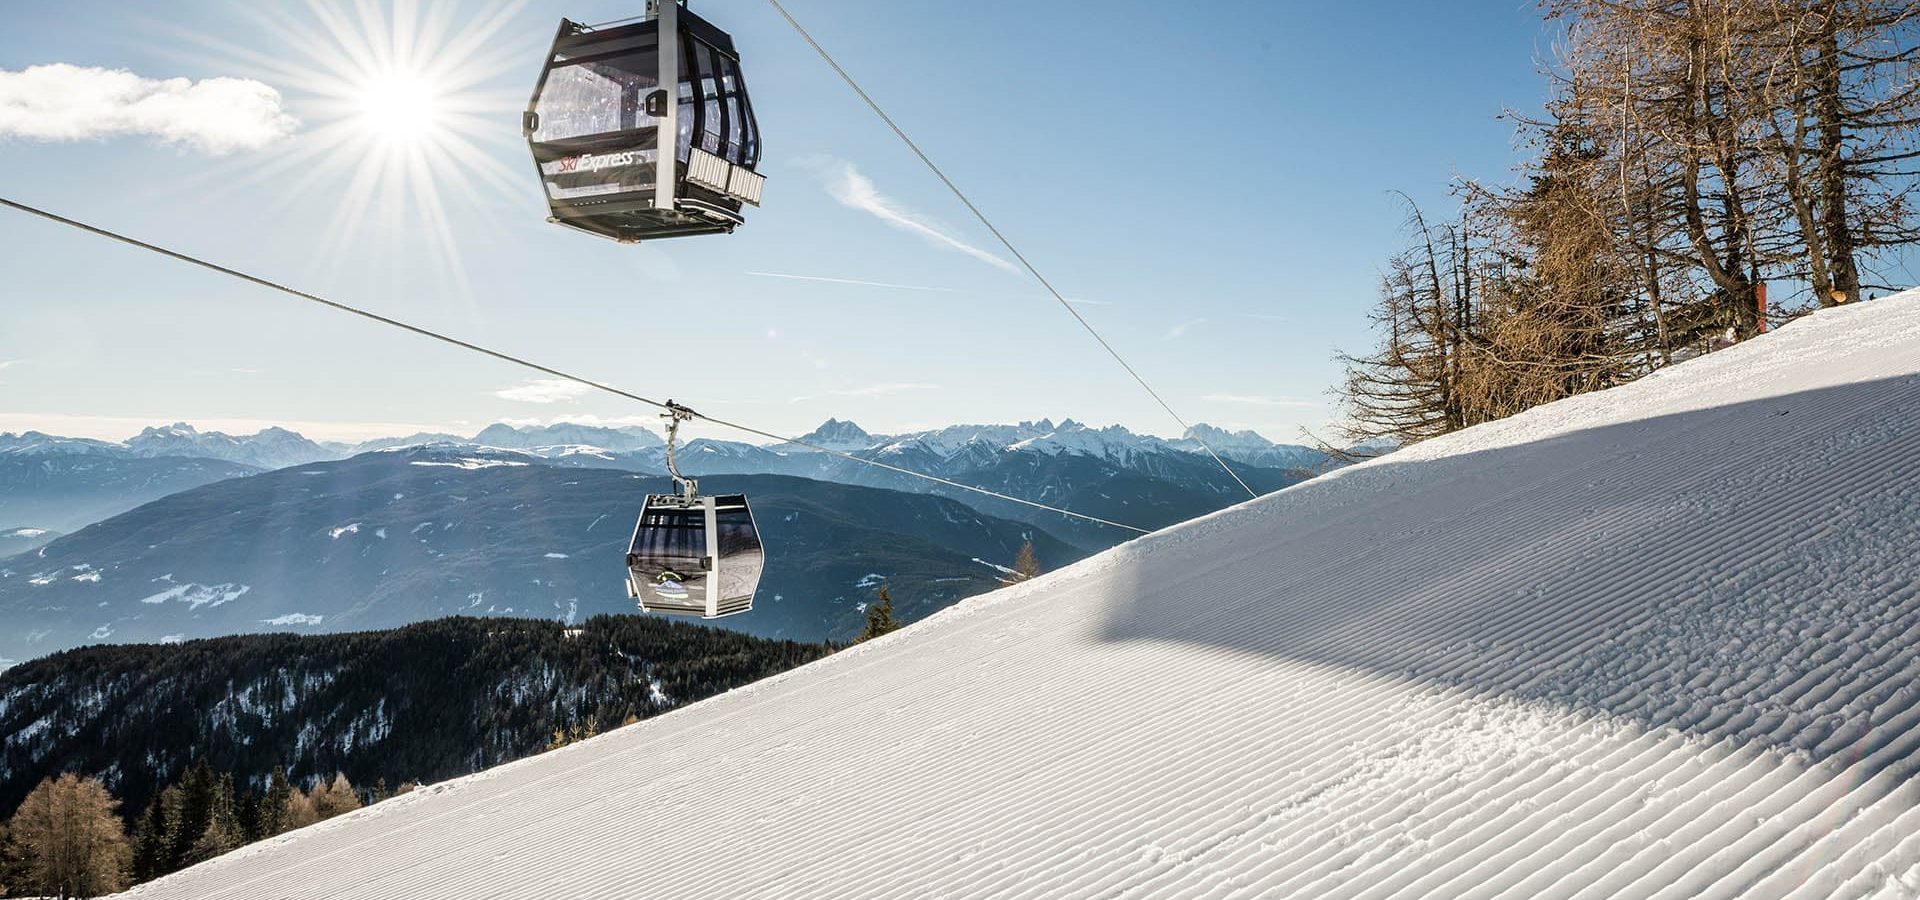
0,616,830,825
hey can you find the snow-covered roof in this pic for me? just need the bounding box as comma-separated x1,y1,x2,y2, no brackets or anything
125,290,1920,899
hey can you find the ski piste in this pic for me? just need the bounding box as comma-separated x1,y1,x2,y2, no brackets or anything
128,292,1920,898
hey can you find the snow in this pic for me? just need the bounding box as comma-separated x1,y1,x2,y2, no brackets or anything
971,557,1019,576
138,583,250,610
260,613,324,627
120,293,1920,899
525,444,616,460
408,458,531,470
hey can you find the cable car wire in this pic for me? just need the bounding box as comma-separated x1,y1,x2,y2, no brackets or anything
0,195,1150,536
764,0,1258,500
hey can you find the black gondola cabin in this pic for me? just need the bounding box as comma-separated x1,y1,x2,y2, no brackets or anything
524,1,764,242
626,492,763,618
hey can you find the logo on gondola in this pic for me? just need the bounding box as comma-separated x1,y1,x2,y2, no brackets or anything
542,148,653,175
652,571,690,601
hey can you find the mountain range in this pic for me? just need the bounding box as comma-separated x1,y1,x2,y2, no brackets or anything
0,436,261,532
0,445,1080,663
3,417,1323,477
2,418,1331,549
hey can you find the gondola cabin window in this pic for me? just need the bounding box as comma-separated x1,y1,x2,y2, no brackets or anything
532,42,660,142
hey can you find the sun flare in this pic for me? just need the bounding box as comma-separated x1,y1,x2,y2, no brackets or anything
355,70,442,144
173,0,535,285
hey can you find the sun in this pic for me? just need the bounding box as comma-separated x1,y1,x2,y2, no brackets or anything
355,69,443,145
168,0,536,287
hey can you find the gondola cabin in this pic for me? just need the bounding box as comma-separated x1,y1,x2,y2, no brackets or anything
523,1,764,242
626,492,763,617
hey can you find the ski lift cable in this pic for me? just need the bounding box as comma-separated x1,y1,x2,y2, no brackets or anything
0,196,1149,535
765,0,1258,500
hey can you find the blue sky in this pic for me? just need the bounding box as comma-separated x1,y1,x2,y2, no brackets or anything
0,0,1551,444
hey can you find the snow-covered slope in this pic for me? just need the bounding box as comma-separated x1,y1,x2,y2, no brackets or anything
126,292,1920,900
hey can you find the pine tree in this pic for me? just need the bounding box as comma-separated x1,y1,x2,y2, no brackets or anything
856,585,901,642
260,767,292,838
1013,542,1041,582
182,773,243,864
184,815,240,866
131,792,172,882
234,789,263,845
165,760,216,872
6,774,132,898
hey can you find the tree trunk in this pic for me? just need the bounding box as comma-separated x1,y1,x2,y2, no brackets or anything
1813,3,1862,305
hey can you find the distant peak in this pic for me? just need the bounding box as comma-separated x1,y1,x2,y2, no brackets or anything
799,418,875,449
137,422,201,437
1184,423,1273,445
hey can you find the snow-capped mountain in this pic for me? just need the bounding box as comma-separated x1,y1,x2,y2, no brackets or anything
792,417,876,453
1005,419,1178,463
852,417,1331,472
1171,423,1330,470
124,423,342,470
127,292,1920,900
0,431,127,456
468,422,664,453
347,432,469,453
2,417,1327,556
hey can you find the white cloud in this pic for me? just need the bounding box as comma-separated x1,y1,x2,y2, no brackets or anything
0,63,297,154
495,379,593,404
1201,393,1321,409
746,271,958,293
819,161,1018,274
0,360,17,370
1165,318,1207,340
